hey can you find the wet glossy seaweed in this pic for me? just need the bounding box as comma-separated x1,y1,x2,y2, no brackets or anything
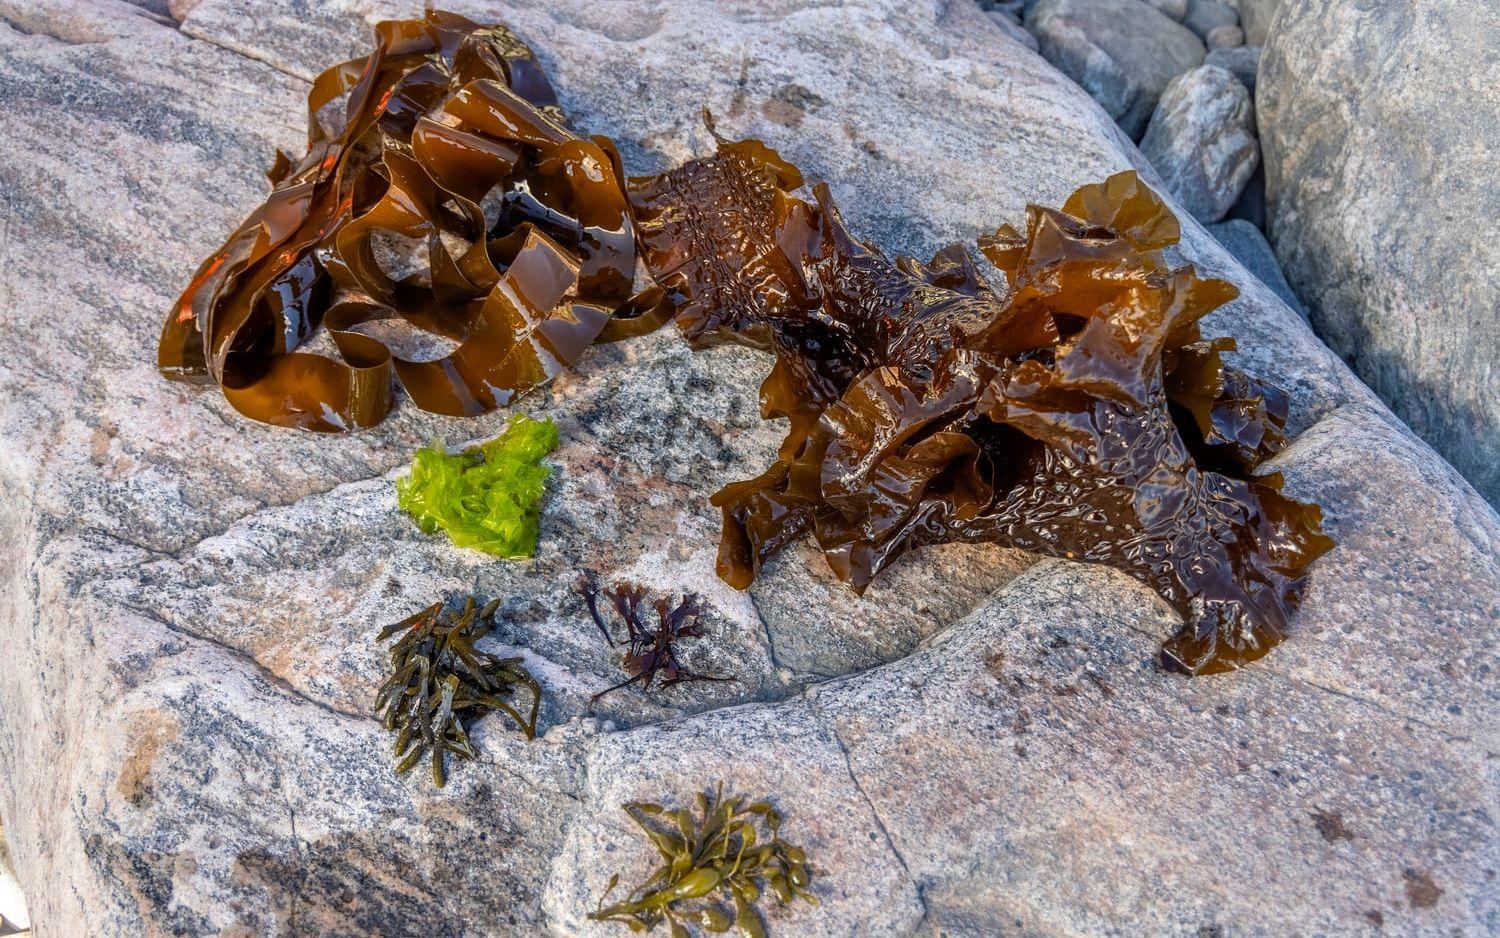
591,782,816,936
628,145,1334,675
160,11,653,431
374,596,540,787
577,574,732,707
396,413,558,556
168,13,1332,675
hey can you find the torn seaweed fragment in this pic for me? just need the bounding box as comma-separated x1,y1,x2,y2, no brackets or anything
591,783,816,936
159,11,661,431
577,574,731,707
396,413,558,556
628,142,1334,675
374,596,540,787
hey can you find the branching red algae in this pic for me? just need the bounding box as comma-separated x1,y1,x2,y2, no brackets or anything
628,142,1334,675
159,11,657,431
577,574,732,708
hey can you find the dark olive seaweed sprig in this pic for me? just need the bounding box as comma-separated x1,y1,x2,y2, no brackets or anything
590,783,817,936
577,574,733,708
374,597,541,787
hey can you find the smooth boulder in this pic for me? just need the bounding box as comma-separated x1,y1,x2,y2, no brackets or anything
1144,0,1188,20
987,9,1040,51
1183,0,1238,39
1230,0,1280,45
1205,43,1261,93
1205,24,1243,48
1026,0,1206,138
1260,0,1500,504
1208,219,1306,318
0,0,1496,935
1139,64,1259,222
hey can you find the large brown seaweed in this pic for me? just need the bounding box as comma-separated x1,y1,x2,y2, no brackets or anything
164,13,1332,674
159,11,656,431
629,143,1333,675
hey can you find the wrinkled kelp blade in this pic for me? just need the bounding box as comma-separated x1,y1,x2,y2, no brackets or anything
162,11,661,431
628,140,1332,675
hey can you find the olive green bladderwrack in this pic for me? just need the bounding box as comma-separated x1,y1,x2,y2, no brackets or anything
374,596,541,787
591,783,817,936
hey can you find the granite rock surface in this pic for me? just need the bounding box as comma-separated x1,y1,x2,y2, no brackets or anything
1143,0,1187,22
1204,42,1260,93
1025,0,1205,139
0,0,1496,935
1260,0,1500,506
1208,219,1304,319
1139,64,1258,223
1228,0,1278,46
985,7,1039,52
1182,0,1237,40
1204,23,1242,48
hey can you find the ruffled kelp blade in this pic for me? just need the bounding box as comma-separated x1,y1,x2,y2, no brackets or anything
162,8,1332,679
396,414,559,556
160,11,662,432
628,140,1334,676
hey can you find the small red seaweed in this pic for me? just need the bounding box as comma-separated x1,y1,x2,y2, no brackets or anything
577,574,732,706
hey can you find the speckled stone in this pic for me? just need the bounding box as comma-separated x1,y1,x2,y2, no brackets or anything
0,0,1495,935
1205,42,1261,93
1139,64,1259,222
1208,218,1304,317
1260,0,1500,506
1206,23,1244,47
1229,0,1279,45
1184,0,1238,39
1144,0,1189,21
1025,0,1206,139
986,8,1039,52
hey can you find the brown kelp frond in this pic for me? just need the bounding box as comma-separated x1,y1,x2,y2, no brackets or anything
591,783,816,936
162,11,661,431
374,596,540,787
577,573,733,707
169,11,1332,676
628,146,1333,675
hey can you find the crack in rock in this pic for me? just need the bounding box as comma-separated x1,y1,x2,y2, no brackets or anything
826,722,929,933
117,599,373,723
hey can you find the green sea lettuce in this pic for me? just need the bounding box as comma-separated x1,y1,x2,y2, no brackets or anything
396,414,559,556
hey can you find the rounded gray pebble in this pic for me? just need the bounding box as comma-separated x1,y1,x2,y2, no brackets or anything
1207,24,1245,48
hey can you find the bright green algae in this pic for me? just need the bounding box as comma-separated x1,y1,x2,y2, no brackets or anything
396,414,559,556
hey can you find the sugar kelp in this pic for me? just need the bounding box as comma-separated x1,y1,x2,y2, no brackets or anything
375,596,540,787
629,143,1333,675
591,783,816,936
162,11,1331,674
160,11,664,431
